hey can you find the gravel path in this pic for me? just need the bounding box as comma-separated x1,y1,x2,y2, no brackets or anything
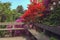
0,37,26,40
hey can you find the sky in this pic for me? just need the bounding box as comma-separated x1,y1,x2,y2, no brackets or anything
0,0,30,10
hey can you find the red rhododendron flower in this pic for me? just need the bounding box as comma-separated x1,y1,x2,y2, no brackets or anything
22,10,31,18
21,0,46,22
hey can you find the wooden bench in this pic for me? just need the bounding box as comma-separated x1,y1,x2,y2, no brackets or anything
0,22,25,31
0,22,25,37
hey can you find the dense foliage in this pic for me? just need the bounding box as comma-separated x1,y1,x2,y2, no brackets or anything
0,2,23,22
42,6,60,26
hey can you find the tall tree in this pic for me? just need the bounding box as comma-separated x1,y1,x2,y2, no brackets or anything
16,5,24,14
0,2,11,22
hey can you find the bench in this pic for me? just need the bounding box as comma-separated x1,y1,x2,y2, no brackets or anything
0,22,25,37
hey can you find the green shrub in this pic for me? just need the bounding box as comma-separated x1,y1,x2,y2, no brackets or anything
50,37,57,40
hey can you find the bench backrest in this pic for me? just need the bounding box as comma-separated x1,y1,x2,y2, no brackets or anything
0,22,25,30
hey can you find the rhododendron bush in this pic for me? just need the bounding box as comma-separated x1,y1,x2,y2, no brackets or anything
21,0,46,23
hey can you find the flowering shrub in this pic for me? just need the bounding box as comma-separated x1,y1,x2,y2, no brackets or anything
21,0,46,22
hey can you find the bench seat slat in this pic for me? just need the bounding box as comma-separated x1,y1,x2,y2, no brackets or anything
0,22,24,25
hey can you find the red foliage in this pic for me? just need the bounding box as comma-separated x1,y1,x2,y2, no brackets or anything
21,0,46,22
38,14,44,17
